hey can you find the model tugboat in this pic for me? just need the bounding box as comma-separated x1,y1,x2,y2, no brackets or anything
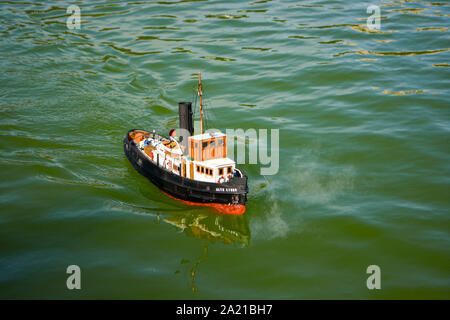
123,73,248,215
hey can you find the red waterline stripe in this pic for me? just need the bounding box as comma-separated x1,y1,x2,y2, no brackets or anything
161,191,246,215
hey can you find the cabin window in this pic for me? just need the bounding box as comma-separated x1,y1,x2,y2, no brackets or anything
197,165,200,172
219,168,223,176
210,140,215,147
208,169,212,175
202,141,208,148
218,139,223,146
201,167,204,174
227,167,232,174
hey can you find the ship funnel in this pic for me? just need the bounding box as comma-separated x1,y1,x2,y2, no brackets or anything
178,102,193,136
178,102,193,152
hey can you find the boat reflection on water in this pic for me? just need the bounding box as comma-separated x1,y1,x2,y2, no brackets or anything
165,212,250,293
164,212,250,246
117,178,251,292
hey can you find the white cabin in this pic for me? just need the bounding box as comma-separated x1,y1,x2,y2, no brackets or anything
136,130,237,184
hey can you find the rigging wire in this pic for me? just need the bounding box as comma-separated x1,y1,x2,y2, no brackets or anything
190,76,214,134
201,80,212,130
191,83,198,118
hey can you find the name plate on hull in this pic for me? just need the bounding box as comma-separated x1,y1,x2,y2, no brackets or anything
216,187,238,192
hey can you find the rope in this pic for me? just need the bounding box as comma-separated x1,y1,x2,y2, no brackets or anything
189,77,213,133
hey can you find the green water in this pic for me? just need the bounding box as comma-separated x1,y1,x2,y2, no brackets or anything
0,0,449,299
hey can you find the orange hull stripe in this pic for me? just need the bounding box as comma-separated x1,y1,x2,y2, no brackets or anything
162,191,246,215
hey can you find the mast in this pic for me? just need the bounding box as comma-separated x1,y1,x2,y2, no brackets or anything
198,72,203,134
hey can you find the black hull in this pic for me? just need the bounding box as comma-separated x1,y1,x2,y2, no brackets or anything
123,130,248,206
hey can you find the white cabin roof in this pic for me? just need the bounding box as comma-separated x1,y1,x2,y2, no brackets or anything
190,132,226,141
199,157,235,167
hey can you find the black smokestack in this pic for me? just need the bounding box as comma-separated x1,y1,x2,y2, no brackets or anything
178,102,193,136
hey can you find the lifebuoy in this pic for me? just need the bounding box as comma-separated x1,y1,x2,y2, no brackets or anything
166,159,172,171
217,176,225,184
227,173,232,179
